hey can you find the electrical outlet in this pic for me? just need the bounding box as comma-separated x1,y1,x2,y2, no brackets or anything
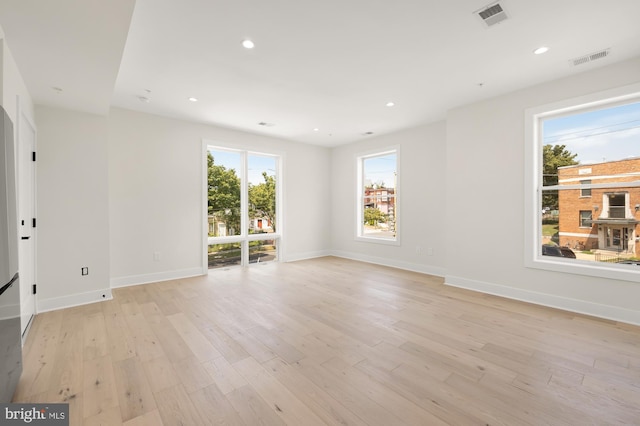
153,252,161,261
81,267,89,276
427,248,434,256
415,246,422,255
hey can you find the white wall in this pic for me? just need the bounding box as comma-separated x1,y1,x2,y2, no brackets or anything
445,57,640,324
330,121,447,276
35,106,111,310
108,108,331,286
0,38,34,124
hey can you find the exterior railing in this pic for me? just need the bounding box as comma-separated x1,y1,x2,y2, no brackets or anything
594,252,623,263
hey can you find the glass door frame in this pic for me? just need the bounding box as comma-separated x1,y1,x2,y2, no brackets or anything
202,141,282,269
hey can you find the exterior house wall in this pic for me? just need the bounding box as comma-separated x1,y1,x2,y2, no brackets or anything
559,158,640,258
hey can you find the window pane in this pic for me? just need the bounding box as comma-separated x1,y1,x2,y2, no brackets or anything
249,239,277,264
208,149,241,236
208,242,242,269
362,153,397,240
248,155,277,235
540,100,640,266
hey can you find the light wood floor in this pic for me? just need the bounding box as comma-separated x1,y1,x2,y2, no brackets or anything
13,256,640,425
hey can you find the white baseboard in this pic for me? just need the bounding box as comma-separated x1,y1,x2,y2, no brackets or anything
330,250,446,277
283,249,332,263
110,267,206,288
37,288,113,313
445,275,640,326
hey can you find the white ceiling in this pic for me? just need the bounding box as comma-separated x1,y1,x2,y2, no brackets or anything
1,0,639,147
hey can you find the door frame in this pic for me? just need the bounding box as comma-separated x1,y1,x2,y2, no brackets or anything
16,95,37,340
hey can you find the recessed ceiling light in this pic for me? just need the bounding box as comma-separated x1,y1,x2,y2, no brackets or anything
533,46,549,55
188,97,198,102
313,128,319,132
386,102,395,107
242,39,255,49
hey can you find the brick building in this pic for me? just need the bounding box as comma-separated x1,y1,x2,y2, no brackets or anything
558,157,640,257
363,186,396,233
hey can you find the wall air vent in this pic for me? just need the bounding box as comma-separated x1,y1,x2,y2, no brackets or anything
475,2,508,27
570,48,611,67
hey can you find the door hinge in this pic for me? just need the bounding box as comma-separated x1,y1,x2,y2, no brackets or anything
32,284,36,295
32,218,36,228
32,151,36,162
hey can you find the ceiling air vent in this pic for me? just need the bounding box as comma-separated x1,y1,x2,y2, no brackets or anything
475,2,508,27
570,48,611,67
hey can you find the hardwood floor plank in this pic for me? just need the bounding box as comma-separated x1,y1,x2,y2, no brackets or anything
141,355,181,393
188,383,246,426
226,385,286,426
112,357,157,422
83,311,109,360
83,406,123,426
83,355,119,419
14,310,64,399
202,356,248,395
232,357,327,426
294,357,410,426
172,356,215,394
322,356,449,426
246,325,305,363
153,384,206,426
262,357,369,426
167,312,223,362
121,410,164,426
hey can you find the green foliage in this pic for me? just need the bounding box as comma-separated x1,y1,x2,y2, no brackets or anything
208,152,241,235
364,207,387,226
249,172,276,232
542,144,579,210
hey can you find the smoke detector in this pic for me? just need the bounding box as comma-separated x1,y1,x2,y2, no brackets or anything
569,48,611,67
475,2,508,27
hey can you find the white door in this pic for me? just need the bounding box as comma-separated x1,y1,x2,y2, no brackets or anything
17,103,36,337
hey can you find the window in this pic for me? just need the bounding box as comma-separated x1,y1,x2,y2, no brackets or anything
525,83,640,281
579,210,592,228
204,144,280,268
356,148,399,243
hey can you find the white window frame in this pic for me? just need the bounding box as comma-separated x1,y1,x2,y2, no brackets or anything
202,141,282,268
579,210,592,228
355,147,400,245
524,82,640,282
580,180,592,197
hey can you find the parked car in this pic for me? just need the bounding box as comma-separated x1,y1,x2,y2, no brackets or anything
542,245,575,258
559,246,576,258
542,245,563,257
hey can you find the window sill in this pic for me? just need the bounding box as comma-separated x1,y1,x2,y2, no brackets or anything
355,235,400,246
526,256,640,283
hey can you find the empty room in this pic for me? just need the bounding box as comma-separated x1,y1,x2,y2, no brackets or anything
1,0,639,425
